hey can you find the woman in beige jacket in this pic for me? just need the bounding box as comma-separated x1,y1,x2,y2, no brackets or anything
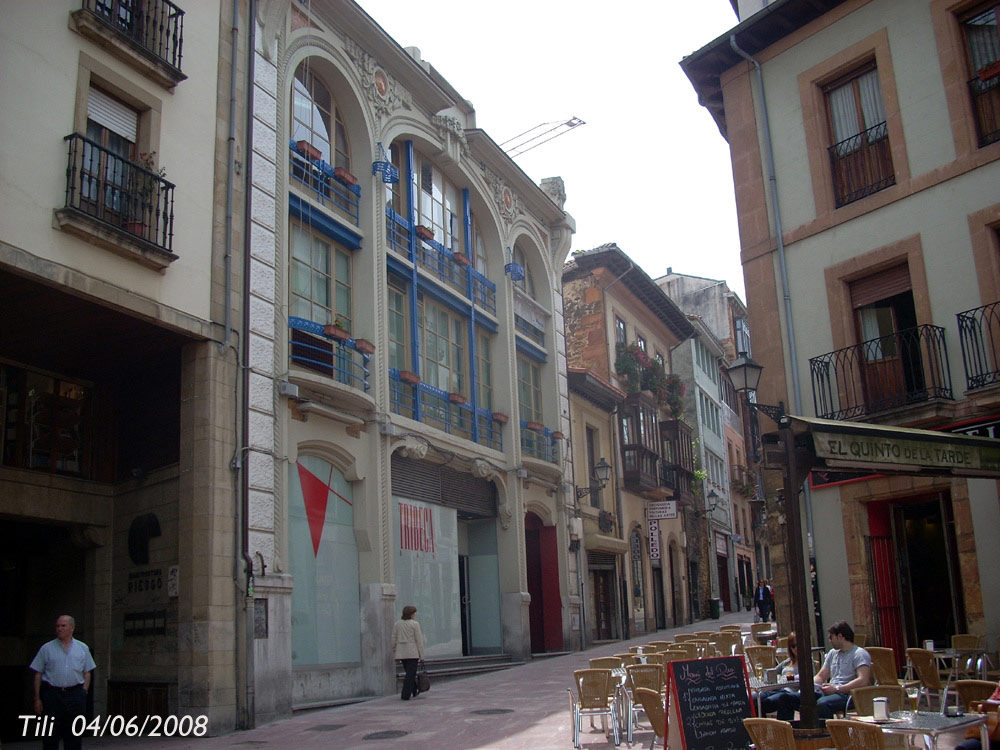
391,605,425,700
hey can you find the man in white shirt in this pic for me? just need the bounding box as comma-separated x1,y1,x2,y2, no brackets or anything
30,614,96,750
773,620,871,720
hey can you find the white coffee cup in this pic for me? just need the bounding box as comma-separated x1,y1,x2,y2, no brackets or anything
873,697,889,721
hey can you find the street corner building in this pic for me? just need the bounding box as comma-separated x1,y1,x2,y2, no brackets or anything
682,0,1000,663
0,0,578,737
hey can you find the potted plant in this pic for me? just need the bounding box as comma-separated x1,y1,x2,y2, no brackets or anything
452,252,470,267
448,392,467,405
333,166,357,186
323,313,351,341
354,338,375,355
525,421,545,432
491,411,509,425
128,151,167,234
551,431,565,440
399,370,420,385
415,225,434,242
295,140,322,160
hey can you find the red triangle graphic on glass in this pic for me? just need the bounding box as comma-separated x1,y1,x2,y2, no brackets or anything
297,462,330,556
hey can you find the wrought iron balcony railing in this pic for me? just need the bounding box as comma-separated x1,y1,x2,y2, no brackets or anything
968,75,1000,148
957,301,1000,390
384,207,497,315
810,324,953,420
82,0,185,73
514,314,545,347
828,121,895,207
63,133,175,254
288,141,360,225
520,422,557,463
386,370,503,451
288,317,370,391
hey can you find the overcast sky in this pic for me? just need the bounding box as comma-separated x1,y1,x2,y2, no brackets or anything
358,1,746,301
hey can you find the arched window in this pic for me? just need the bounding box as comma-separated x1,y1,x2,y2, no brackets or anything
513,244,535,299
289,454,360,665
292,61,350,169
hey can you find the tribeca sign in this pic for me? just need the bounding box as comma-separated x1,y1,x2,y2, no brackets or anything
813,431,1000,472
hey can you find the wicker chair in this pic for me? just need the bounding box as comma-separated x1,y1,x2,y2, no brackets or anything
746,645,778,674
647,640,673,652
644,653,665,666
670,642,699,660
616,653,638,666
625,665,665,745
953,634,983,650
660,650,687,664
720,624,744,632
952,635,985,679
867,647,897,686
827,719,886,750
955,679,997,711
752,622,775,640
570,669,621,748
715,631,742,656
634,687,666,750
590,656,624,670
695,631,717,639
743,717,798,750
906,647,956,709
691,638,714,658
850,684,907,715
674,633,698,642
854,634,868,647
629,645,644,654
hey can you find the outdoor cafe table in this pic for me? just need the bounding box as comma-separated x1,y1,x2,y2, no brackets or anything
867,710,990,750
934,647,991,682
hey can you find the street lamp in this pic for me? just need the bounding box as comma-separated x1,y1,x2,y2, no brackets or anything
726,353,820,728
575,457,612,499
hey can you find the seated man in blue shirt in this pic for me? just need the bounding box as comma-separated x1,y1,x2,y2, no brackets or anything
30,614,96,750
772,620,871,720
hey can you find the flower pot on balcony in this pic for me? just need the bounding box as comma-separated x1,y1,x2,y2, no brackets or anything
323,323,351,341
452,252,470,267
491,411,509,425
296,140,322,160
448,392,467,405
399,370,421,385
551,431,565,440
354,338,375,355
333,166,357,186
415,225,434,242
125,220,146,236
525,421,545,432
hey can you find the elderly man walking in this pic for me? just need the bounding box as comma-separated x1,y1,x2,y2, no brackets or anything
30,614,96,750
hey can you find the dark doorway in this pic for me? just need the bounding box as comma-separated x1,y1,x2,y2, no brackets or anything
652,566,666,630
717,555,731,612
0,521,87,742
892,494,966,647
458,554,471,655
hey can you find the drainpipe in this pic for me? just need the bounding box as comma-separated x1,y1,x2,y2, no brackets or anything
609,404,629,641
729,35,818,631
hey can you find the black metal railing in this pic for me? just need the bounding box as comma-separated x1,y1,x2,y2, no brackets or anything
968,75,1000,148
957,301,1000,390
64,133,175,254
810,324,952,420
828,121,895,207
83,0,185,73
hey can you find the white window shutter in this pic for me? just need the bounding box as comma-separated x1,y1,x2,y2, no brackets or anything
87,87,138,143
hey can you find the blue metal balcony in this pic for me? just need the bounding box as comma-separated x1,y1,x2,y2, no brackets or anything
288,317,370,391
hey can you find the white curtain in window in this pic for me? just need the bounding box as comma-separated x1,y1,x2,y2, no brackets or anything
828,83,858,146
966,10,999,72
857,69,886,131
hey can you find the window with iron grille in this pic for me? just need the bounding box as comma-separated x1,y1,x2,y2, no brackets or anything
962,4,1000,147
825,62,895,207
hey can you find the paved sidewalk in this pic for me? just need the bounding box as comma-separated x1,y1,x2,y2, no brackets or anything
8,609,761,750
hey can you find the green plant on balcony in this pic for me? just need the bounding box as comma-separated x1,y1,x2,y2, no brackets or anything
614,343,685,418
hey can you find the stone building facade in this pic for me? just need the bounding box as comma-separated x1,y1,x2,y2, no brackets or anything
683,0,1000,659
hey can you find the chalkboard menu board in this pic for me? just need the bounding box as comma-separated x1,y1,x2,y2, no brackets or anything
667,656,753,750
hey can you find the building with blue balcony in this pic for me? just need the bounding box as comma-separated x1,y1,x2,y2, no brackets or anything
242,0,577,720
